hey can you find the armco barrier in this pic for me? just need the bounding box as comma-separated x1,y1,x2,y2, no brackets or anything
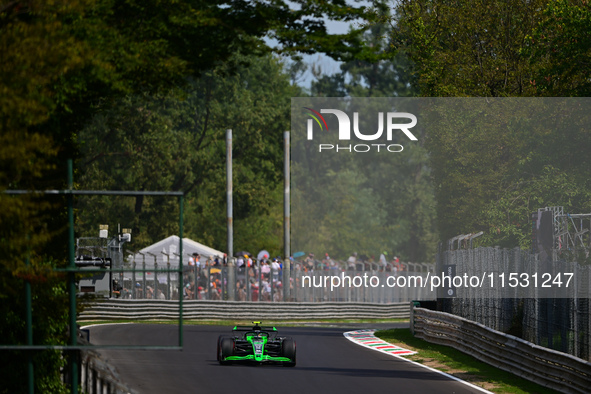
412,306,591,394
79,349,136,394
78,300,410,321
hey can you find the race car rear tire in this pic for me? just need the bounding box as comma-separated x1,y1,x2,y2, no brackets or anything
281,338,296,367
219,338,235,365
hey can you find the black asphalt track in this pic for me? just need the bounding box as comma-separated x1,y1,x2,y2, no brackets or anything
87,323,486,394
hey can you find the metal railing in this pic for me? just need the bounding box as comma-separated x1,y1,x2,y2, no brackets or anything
3,160,185,394
78,349,136,394
437,247,591,361
411,306,591,394
113,261,437,304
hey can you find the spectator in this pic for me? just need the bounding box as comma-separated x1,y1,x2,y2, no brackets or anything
250,280,259,301
112,279,122,298
323,253,335,270
273,281,283,302
391,260,398,276
379,251,388,270
183,283,193,300
189,253,201,268
209,279,221,300
271,258,281,282
237,256,245,269
260,278,272,301
347,252,357,270
261,260,271,278
236,281,246,301
304,253,315,272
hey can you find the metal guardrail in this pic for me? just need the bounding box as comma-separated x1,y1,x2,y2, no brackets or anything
79,349,136,394
78,300,411,321
411,306,591,394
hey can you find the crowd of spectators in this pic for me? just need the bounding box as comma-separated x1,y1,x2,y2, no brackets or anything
118,250,409,301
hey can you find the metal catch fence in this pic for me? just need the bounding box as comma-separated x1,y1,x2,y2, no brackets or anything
112,260,437,304
438,247,591,361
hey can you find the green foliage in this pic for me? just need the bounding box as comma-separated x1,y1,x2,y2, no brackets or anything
391,0,545,97
291,141,437,262
1,0,377,389
291,96,437,262
0,2,74,384
301,13,436,261
480,165,591,249
0,256,70,393
77,53,295,256
422,98,591,248
527,0,591,96
385,1,591,249
312,3,417,98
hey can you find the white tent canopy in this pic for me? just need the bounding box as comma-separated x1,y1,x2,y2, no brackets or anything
128,235,224,267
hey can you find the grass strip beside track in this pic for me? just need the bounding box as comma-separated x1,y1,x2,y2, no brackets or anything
375,329,559,394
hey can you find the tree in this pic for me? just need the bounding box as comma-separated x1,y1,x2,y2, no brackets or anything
2,0,373,192
385,0,591,249
1,0,376,389
77,53,296,256
527,0,591,96
300,10,436,262
390,0,545,97
312,1,416,98
290,96,437,262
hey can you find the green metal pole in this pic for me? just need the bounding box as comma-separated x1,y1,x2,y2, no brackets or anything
26,239,34,394
179,195,183,347
67,160,78,393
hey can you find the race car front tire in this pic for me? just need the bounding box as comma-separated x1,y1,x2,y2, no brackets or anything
281,338,296,367
219,338,235,365
216,335,226,362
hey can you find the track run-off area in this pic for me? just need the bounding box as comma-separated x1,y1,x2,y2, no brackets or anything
85,323,491,393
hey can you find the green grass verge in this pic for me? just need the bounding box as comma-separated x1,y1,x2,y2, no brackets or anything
375,329,559,394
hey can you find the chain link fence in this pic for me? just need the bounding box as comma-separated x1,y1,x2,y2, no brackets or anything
438,247,591,361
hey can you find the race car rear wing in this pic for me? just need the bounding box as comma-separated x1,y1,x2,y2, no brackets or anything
232,322,277,332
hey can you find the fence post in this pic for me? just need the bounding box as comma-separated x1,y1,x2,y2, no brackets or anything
67,159,79,393
226,129,233,263
228,258,235,301
283,131,291,302
258,262,263,302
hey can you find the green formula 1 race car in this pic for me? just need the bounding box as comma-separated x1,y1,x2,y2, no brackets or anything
217,322,296,367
